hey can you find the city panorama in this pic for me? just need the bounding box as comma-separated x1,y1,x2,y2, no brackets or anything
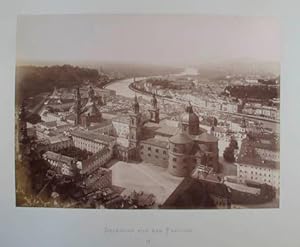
15,15,280,209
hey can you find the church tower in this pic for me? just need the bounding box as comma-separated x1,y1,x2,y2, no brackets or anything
81,85,102,128
129,95,142,149
71,86,82,126
148,93,160,123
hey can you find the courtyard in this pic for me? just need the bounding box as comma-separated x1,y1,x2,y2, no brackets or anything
110,161,184,205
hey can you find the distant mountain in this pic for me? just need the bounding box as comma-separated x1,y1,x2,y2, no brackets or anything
197,58,280,79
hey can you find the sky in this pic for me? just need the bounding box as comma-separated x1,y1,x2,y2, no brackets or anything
16,15,280,66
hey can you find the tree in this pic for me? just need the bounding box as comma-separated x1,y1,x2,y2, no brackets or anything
213,117,218,127
223,147,235,163
229,138,238,150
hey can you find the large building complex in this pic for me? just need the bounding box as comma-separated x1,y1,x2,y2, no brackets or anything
41,86,221,179
236,134,280,189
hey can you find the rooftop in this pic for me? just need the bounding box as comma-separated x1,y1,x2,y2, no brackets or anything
140,138,168,149
86,120,112,131
237,138,280,169
38,121,57,128
71,130,115,144
154,125,179,137
194,132,218,143
169,131,193,144
112,115,131,124
48,135,71,144
162,177,230,209
43,151,75,165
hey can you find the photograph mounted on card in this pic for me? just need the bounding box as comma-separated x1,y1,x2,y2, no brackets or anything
15,14,280,209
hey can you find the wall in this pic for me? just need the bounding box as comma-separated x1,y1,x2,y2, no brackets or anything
139,142,168,167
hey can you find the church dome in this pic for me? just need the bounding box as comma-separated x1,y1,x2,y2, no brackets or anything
181,102,199,123
169,130,193,144
180,102,200,135
197,132,218,143
181,111,199,124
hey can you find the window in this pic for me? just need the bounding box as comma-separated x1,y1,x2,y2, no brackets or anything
155,155,158,159
140,145,144,149
148,154,151,157
173,165,176,168
140,151,144,155
148,147,151,151
155,149,159,153
173,148,177,153
163,151,167,155
173,157,177,162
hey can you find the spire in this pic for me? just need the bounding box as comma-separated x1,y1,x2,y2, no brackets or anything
185,101,193,113
151,93,158,109
178,119,184,133
87,85,95,102
132,94,140,114
75,86,81,101
73,86,82,125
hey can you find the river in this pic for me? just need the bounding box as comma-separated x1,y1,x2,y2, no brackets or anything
104,67,279,131
105,77,147,98
104,67,198,98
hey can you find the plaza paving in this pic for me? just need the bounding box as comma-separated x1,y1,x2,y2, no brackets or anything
110,161,184,205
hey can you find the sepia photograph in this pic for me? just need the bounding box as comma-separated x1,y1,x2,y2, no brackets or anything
15,14,280,209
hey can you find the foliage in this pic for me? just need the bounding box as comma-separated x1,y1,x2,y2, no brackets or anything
16,65,100,100
223,147,235,163
224,85,279,101
229,138,238,150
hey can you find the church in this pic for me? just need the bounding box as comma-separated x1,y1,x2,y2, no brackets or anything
69,85,220,177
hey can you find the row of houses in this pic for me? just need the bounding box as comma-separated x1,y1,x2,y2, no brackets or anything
242,103,279,120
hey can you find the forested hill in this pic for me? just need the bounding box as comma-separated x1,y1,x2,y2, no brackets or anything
224,84,279,100
16,65,100,99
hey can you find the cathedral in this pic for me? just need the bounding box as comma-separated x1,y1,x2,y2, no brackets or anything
69,86,220,177
70,85,102,128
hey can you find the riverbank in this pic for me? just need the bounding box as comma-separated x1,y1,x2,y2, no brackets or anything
129,81,279,125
